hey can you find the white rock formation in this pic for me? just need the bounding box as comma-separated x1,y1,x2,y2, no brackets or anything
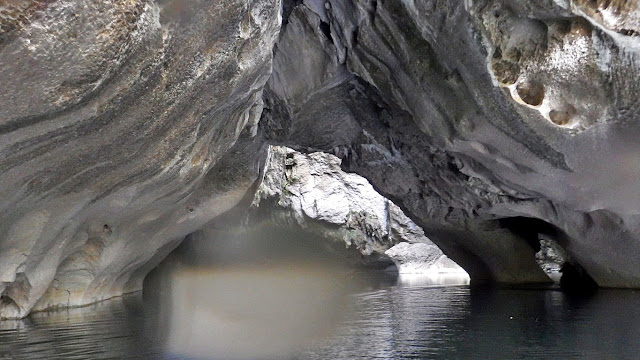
251,146,466,273
385,242,467,275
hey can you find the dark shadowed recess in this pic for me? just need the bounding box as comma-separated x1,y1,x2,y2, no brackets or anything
498,216,597,293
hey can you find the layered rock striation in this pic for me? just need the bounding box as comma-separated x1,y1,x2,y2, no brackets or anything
0,0,280,318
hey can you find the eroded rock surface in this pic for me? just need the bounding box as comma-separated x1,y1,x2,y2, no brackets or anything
385,242,467,275
0,0,279,318
262,0,640,288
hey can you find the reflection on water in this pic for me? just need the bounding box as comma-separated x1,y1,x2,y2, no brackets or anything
164,264,357,360
0,222,638,359
295,286,640,360
0,293,169,360
2,279,640,359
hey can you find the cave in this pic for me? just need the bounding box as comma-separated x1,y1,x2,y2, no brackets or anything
2,0,640,358
496,216,598,289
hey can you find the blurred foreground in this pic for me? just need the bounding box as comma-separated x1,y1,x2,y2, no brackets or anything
3,239,640,360
147,223,469,359
148,224,386,359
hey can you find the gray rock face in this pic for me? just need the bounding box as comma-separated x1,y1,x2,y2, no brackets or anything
536,235,567,282
262,0,640,288
0,0,279,318
4,0,640,317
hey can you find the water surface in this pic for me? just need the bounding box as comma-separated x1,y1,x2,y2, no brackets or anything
2,275,640,359
296,284,640,360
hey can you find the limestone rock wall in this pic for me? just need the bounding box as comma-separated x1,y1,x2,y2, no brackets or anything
262,0,640,287
0,0,280,319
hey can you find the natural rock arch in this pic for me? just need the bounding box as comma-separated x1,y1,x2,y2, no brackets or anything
2,0,640,318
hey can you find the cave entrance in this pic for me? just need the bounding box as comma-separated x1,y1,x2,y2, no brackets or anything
138,146,477,359
145,146,471,291
498,216,597,292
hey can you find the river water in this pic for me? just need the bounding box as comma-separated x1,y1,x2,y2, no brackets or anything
1,273,640,359
295,283,640,360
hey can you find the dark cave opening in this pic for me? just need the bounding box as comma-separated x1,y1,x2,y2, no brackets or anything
498,216,560,253
319,21,333,43
498,216,598,292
